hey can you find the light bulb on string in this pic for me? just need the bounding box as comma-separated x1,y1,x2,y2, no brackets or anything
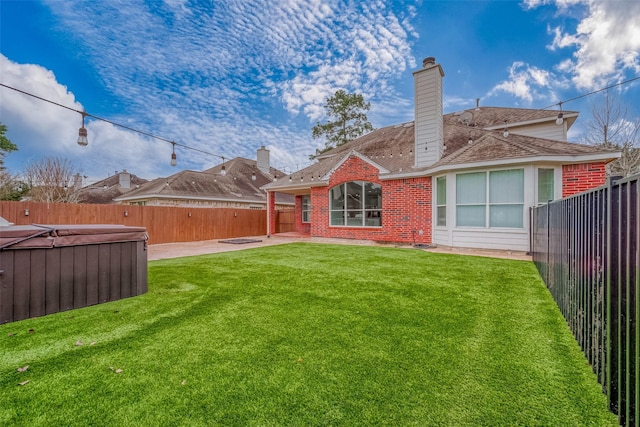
502,120,509,137
556,101,564,125
170,142,177,166
77,112,88,146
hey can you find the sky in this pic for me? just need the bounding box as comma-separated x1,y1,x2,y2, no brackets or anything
1,0,639,185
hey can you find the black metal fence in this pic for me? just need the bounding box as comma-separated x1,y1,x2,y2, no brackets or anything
531,175,638,427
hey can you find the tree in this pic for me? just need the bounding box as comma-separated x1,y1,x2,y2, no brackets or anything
24,157,82,203
0,171,29,201
311,90,374,158
0,123,18,170
582,92,640,177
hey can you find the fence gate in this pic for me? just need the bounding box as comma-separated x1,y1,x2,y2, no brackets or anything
276,208,295,233
531,175,639,427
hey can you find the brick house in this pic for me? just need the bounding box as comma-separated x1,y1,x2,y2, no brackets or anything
263,57,620,251
115,147,294,210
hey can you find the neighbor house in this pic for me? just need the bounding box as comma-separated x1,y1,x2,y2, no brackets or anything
76,170,148,204
115,147,294,209
263,57,620,251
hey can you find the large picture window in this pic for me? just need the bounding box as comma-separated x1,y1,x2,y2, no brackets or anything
456,169,524,228
330,181,382,227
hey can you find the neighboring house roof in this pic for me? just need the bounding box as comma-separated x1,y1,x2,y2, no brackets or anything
77,171,148,204
264,106,619,190
115,157,294,205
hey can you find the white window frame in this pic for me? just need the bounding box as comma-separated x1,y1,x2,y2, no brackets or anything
455,168,524,229
436,176,446,227
301,195,311,223
536,168,555,204
329,181,382,227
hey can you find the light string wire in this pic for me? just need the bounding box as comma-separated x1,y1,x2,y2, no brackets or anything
4,74,639,172
0,82,226,161
541,75,640,110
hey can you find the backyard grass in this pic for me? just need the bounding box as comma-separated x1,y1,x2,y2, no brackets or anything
0,243,617,426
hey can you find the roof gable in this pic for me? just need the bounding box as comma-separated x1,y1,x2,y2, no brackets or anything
115,157,292,204
323,150,389,179
265,107,619,190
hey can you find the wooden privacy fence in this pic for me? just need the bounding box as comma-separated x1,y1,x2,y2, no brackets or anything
0,201,268,244
531,175,639,427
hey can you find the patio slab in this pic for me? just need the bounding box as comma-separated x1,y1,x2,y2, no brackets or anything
148,233,532,262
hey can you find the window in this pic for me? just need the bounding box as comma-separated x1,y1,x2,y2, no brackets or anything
301,195,310,223
456,172,486,227
489,169,524,228
330,181,382,227
537,168,554,203
456,169,524,228
436,176,446,226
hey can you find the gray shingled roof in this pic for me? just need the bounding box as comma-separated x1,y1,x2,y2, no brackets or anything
115,157,293,205
264,106,618,190
77,172,149,204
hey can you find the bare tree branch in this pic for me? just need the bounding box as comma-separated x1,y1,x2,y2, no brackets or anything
581,91,640,177
24,157,83,203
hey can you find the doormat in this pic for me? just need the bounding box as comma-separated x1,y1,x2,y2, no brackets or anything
219,238,263,244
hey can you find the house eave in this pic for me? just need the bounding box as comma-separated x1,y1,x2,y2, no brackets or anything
380,152,621,180
262,181,329,193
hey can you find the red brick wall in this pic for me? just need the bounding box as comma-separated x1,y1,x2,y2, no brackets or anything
562,162,608,197
309,155,432,244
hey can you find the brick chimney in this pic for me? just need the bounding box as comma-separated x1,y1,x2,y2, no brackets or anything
257,146,270,174
413,56,445,168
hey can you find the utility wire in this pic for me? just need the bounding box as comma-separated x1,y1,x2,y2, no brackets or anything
0,83,226,161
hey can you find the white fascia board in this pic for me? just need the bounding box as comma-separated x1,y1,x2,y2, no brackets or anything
380,151,621,180
321,150,389,180
483,112,579,130
261,180,328,192
114,194,265,204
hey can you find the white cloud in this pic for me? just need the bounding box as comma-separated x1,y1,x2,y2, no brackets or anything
4,0,419,179
493,0,639,107
0,54,168,182
543,0,640,89
489,61,558,104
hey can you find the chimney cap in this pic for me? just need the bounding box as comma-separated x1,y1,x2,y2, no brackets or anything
422,57,436,67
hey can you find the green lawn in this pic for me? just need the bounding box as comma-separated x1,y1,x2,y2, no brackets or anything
0,243,617,426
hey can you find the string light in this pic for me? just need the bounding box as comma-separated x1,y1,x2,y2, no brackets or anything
555,102,564,125
170,142,177,166
0,83,228,168
77,112,88,146
502,120,509,137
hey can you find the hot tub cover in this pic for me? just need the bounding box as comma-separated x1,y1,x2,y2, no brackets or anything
0,224,148,250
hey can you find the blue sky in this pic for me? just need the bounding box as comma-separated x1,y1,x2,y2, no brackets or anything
1,0,639,184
